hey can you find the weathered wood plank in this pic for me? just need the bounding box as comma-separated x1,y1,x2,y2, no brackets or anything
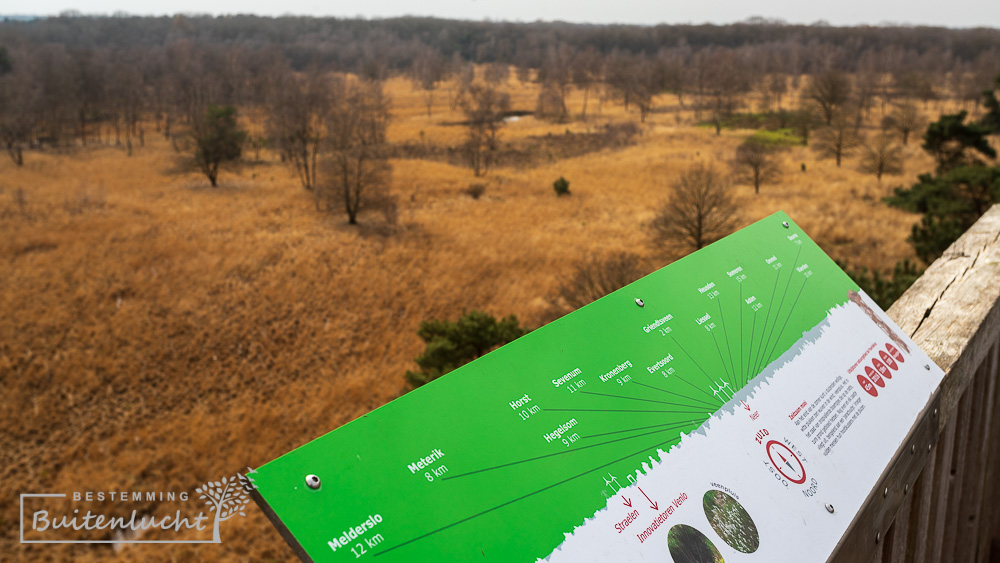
897,468,934,561
874,526,889,563
828,205,1000,562
926,418,957,562
889,204,1000,337
889,205,1000,434
909,461,935,563
942,381,976,559
888,485,914,563
954,350,995,562
978,344,1000,562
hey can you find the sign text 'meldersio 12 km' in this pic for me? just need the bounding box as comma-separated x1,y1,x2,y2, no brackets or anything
250,211,945,562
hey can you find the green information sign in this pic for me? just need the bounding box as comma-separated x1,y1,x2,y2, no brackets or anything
251,211,944,562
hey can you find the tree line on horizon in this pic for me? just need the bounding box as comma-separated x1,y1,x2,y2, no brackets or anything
0,15,997,163
2,14,998,71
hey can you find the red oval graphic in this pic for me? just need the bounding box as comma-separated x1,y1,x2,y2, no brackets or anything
866,365,885,387
886,342,904,363
873,358,892,380
765,440,807,485
879,350,898,371
858,373,878,397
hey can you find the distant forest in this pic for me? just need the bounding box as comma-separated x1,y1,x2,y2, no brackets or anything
2,15,999,71
0,15,998,158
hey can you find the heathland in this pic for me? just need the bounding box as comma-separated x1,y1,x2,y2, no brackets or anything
2,17,997,560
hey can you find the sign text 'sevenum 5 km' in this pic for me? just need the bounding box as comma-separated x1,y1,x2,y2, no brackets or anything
251,211,945,562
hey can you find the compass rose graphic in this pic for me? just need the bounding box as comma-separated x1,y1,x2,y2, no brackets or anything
765,440,806,484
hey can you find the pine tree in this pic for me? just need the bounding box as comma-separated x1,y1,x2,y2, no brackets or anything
192,105,246,187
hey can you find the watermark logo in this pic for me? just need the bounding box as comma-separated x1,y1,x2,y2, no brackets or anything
20,469,258,545
195,474,253,543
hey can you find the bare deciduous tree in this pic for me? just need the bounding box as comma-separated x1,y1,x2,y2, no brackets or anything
483,62,509,86
733,139,782,194
558,253,649,311
460,82,510,176
806,69,852,125
814,112,862,167
515,63,532,85
635,56,666,123
659,47,689,111
852,69,878,131
857,133,905,183
320,80,393,225
268,65,333,191
703,48,750,135
410,47,448,117
69,47,108,146
238,46,285,161
895,70,937,108
163,40,220,127
767,74,787,111
605,54,662,123
881,101,924,145
792,106,821,146
651,162,741,253
535,82,566,121
629,58,663,123
536,43,574,120
0,56,38,166
450,60,475,111
107,50,146,155
571,47,602,120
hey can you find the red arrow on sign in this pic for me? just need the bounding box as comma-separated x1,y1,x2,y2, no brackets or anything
638,487,658,510
741,400,751,411
622,496,632,508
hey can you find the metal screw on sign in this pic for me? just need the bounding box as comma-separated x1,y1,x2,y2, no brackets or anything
825,503,835,514
904,484,909,495
911,444,916,454
781,221,790,228
883,487,889,498
924,364,931,370
635,298,644,308
305,474,321,489
876,532,881,544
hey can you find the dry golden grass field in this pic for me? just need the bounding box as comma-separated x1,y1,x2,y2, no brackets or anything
1,72,943,560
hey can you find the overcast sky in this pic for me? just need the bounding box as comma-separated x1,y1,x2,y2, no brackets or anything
5,0,999,28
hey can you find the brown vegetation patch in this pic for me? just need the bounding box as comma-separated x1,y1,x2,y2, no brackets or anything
388,121,639,169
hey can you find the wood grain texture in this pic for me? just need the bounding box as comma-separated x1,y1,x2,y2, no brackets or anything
953,351,994,562
941,386,973,559
978,344,1000,562
829,204,1000,562
888,204,1000,433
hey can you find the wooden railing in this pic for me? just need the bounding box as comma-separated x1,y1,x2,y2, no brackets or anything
829,204,1000,563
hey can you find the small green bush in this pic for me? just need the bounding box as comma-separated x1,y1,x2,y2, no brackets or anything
191,104,246,187
404,311,527,388
466,183,486,199
553,176,571,196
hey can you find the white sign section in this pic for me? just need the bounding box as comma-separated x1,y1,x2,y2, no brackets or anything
544,291,943,562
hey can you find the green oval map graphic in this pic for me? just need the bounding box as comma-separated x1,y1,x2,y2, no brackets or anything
667,524,724,563
702,489,760,553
